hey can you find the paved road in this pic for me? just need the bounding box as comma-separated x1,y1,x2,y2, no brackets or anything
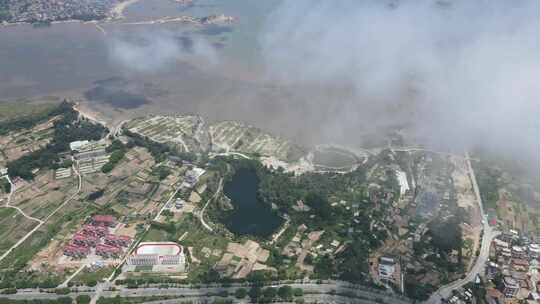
210,152,252,160
154,187,182,221
59,264,86,288
3,281,413,304
424,153,499,303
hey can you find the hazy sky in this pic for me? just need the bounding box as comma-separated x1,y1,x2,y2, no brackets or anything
255,0,540,162
104,0,540,167
107,29,218,73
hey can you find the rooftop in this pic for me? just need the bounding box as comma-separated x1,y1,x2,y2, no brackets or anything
503,276,519,288
135,242,182,256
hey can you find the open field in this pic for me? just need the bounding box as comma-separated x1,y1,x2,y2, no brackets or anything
0,208,39,256
0,117,57,165
71,266,115,286
125,115,307,162
0,100,60,122
9,171,77,220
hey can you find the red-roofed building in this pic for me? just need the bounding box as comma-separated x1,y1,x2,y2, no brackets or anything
104,234,131,247
91,215,117,227
72,233,98,247
512,258,529,272
96,244,122,258
81,224,108,237
489,217,497,226
63,244,90,258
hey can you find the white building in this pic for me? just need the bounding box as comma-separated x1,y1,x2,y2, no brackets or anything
69,140,90,151
184,167,206,187
529,244,540,259
127,242,186,272
378,257,396,280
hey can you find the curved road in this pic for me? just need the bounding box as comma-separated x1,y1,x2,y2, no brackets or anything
199,178,222,232
425,153,499,303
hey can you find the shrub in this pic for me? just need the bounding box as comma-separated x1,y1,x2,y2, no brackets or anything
55,287,71,295
76,294,91,304
235,288,247,299
1,288,17,294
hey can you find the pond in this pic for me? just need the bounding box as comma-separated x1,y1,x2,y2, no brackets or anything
312,147,360,171
222,168,282,238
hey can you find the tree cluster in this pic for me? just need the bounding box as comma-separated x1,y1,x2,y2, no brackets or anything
102,140,127,173
7,101,107,179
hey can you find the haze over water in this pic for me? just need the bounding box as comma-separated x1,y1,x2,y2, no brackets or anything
0,0,328,143
0,0,275,101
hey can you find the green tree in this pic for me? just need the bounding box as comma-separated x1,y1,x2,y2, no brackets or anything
248,286,262,300
235,288,247,299
77,294,92,304
101,162,114,173
0,288,17,294
152,166,171,180
305,193,332,221
55,287,71,295
278,285,293,299
263,287,277,299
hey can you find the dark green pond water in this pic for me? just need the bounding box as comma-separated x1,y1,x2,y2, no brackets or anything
222,168,282,238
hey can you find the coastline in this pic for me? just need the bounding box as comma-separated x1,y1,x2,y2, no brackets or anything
110,0,143,20
73,102,111,129
0,0,142,28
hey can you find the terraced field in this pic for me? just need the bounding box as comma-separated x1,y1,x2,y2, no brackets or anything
125,115,306,162
126,115,210,153
210,121,304,161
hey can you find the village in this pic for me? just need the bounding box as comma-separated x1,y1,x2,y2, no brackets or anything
0,102,507,304
1,0,119,24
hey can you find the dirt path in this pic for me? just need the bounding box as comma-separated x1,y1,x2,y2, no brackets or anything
59,264,86,288
199,178,222,232
2,176,44,224
0,164,82,263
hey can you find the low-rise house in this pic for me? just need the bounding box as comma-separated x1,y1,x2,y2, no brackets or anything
63,244,90,258
70,140,90,151
512,246,527,259
529,244,540,259
72,233,98,247
493,238,510,250
90,215,116,227
378,256,397,280
511,258,529,272
485,288,505,304
104,234,131,247
96,244,122,258
530,259,540,270
486,262,499,280
82,224,108,237
500,276,520,298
